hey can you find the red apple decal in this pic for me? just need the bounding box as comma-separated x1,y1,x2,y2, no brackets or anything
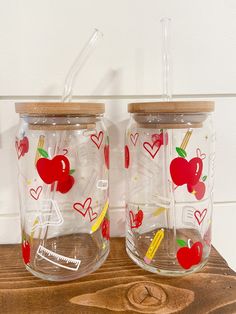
21,136,29,154
170,147,205,198
56,175,75,194
170,157,190,186
188,181,206,200
101,217,110,240
125,145,130,169
15,136,29,159
176,239,203,269
22,238,30,264
36,148,75,193
104,136,110,169
36,154,70,184
152,131,168,147
129,207,144,229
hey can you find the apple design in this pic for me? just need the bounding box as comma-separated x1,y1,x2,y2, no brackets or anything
15,136,29,159
56,175,75,194
101,217,110,240
124,145,130,169
21,136,29,155
36,154,70,184
176,239,203,269
104,136,110,169
129,207,144,229
188,181,206,200
36,148,75,193
170,147,206,198
152,131,168,147
22,238,30,264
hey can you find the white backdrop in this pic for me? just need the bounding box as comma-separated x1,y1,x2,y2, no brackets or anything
0,0,236,270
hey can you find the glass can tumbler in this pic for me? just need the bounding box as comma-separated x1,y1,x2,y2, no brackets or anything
125,101,215,276
15,102,110,281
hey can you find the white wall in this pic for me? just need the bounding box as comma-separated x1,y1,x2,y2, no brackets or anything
0,0,236,270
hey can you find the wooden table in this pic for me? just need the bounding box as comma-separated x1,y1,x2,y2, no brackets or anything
0,238,235,313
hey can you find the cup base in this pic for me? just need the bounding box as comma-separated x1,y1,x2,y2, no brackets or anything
126,245,207,277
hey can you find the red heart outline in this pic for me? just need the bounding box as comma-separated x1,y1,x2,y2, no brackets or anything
130,133,139,146
194,208,207,225
90,131,104,149
30,186,43,200
88,208,98,222
73,197,92,217
143,141,161,159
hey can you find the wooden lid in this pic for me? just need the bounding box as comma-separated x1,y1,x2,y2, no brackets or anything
15,102,105,115
128,101,214,113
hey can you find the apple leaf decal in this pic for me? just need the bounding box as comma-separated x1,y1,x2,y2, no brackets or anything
70,169,75,174
202,175,207,182
38,148,49,158
176,239,187,247
176,147,187,158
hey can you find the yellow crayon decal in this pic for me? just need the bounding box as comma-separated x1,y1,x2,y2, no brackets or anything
144,229,164,264
91,200,109,233
152,207,167,217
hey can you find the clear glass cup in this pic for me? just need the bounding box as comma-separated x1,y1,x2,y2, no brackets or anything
125,101,215,276
15,102,110,281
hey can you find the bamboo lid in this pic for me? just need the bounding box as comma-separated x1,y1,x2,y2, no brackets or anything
15,102,105,115
128,101,214,113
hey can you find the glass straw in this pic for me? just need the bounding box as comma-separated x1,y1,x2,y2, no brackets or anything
62,28,103,102
160,18,176,257
161,18,172,101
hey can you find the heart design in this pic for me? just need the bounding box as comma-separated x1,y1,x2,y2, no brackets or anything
194,208,207,225
88,208,98,222
90,131,104,149
73,197,92,217
196,148,206,160
15,140,24,159
143,141,161,159
30,186,43,200
130,133,139,146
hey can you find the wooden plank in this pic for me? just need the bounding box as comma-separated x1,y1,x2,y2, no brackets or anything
0,238,235,313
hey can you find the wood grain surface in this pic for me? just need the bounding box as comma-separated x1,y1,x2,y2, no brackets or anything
0,238,235,314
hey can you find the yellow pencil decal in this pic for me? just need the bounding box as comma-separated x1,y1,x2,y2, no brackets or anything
35,135,45,165
91,200,109,233
180,129,193,150
144,228,164,264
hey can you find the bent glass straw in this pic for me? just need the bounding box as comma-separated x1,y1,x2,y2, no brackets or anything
62,28,103,102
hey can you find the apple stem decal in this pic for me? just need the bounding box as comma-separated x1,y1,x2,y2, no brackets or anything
176,239,203,269
36,148,75,194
